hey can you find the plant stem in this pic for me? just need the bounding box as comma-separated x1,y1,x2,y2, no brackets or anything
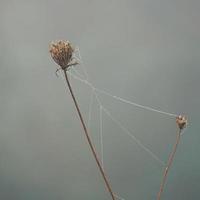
63,70,116,200
157,128,181,200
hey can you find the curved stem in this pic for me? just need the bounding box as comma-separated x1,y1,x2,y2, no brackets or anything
63,70,116,200
157,128,181,200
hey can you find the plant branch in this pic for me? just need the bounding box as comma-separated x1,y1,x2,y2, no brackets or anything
63,70,116,200
157,128,181,200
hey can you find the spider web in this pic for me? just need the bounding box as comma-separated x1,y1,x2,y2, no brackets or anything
59,47,184,200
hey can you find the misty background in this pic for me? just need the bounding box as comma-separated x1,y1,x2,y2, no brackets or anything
0,0,199,199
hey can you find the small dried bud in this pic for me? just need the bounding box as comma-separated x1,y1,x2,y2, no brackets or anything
49,40,74,70
176,115,187,130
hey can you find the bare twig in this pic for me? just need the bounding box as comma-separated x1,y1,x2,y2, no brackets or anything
63,70,116,200
157,128,181,200
157,115,187,200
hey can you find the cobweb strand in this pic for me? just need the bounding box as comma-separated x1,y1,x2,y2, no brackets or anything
100,105,104,169
67,70,177,118
67,70,165,166
62,47,181,200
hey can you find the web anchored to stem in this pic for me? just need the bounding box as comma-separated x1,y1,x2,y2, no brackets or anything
50,42,188,200
69,47,188,200
67,69,175,166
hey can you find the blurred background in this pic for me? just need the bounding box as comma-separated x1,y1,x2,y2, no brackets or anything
0,0,199,199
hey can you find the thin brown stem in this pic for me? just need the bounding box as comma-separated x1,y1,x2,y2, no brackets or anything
63,70,116,200
157,128,181,200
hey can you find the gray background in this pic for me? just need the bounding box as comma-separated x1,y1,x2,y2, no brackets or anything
0,0,199,199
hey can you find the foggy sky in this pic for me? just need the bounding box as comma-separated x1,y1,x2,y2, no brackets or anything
0,0,199,199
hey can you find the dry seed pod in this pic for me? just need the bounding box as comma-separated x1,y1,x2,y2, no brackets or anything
49,40,74,70
176,115,187,130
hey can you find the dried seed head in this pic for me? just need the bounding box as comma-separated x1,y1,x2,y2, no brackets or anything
176,115,187,130
49,40,74,70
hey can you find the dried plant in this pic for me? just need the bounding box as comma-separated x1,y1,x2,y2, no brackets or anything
157,115,187,200
49,40,188,200
49,40,116,200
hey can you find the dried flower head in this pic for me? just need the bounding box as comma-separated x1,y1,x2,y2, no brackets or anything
176,115,187,130
49,40,76,70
